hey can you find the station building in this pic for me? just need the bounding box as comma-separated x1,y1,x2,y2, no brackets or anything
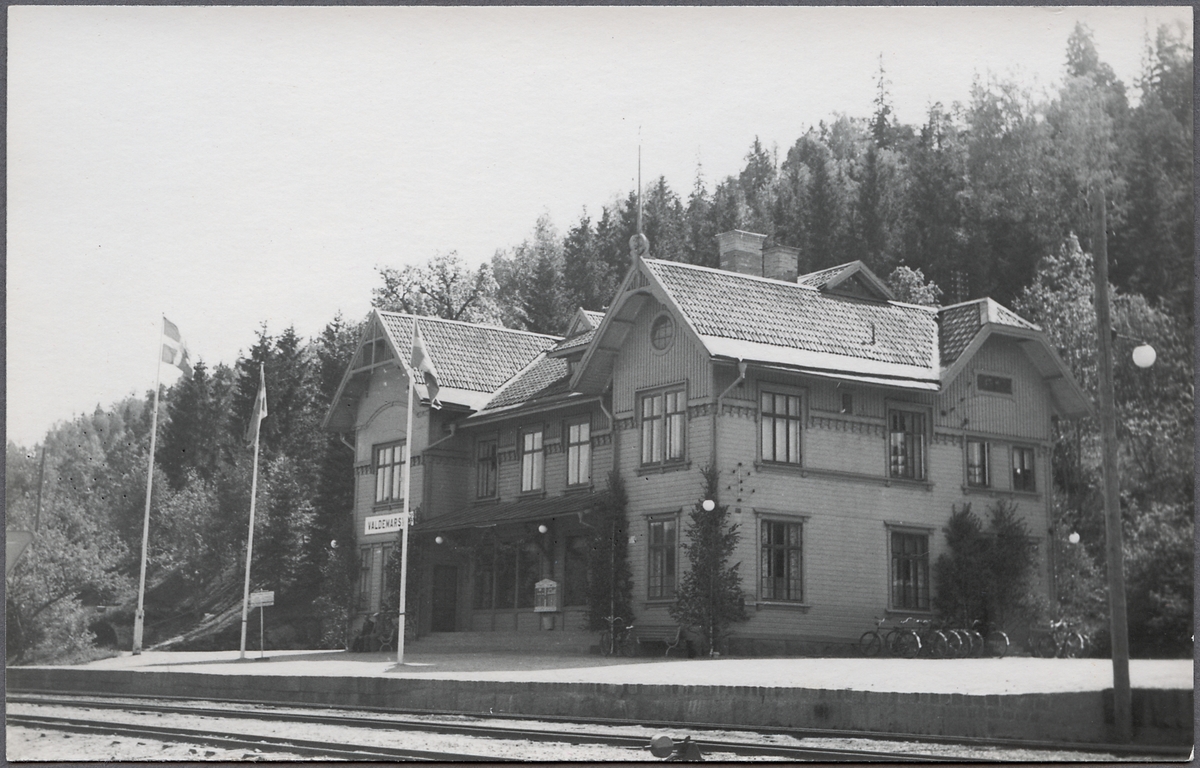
323,230,1090,652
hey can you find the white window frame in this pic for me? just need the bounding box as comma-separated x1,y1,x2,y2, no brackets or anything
759,386,806,466
374,441,407,504
759,517,805,603
566,417,592,487
887,526,931,612
886,404,930,481
646,514,679,600
639,385,687,468
1012,445,1037,492
965,438,990,488
520,427,544,493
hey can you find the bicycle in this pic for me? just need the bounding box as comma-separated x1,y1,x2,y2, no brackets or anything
599,616,635,657
858,617,887,657
1029,618,1085,658
972,620,1010,658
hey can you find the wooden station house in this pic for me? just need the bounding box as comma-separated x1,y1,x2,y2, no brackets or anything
323,229,1090,654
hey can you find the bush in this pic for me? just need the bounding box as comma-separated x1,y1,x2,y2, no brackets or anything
933,500,1044,629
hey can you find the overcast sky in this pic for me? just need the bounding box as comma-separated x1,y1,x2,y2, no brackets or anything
7,5,1192,447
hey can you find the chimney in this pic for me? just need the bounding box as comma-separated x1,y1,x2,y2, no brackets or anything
715,230,767,277
763,242,800,282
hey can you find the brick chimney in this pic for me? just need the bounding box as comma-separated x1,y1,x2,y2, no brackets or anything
715,230,766,277
763,242,800,282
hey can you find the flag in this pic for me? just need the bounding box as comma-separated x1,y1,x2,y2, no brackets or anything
161,317,193,376
411,323,441,409
244,363,268,445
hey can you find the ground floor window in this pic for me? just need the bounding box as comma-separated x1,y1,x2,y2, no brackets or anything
647,517,677,599
471,538,547,610
563,535,590,606
760,519,803,601
890,530,930,610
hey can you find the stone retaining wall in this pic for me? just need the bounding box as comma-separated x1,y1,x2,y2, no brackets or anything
8,667,1191,748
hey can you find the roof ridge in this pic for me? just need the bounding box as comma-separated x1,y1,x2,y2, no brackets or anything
375,309,562,341
643,258,820,291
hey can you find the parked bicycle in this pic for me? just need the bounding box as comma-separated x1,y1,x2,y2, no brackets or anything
1028,618,1085,658
599,615,635,657
974,620,1010,658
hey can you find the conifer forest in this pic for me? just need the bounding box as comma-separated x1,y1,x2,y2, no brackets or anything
6,24,1192,662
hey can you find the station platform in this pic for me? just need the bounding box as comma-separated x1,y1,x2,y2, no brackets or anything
7,649,1193,749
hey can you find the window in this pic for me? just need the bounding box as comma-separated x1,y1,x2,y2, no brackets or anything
978,373,1013,394
760,391,803,464
520,428,544,492
357,546,373,610
472,538,546,610
647,518,677,599
888,408,927,480
641,388,686,466
374,442,407,503
476,439,497,498
1012,446,1037,492
380,544,394,604
966,439,990,487
567,419,591,486
760,520,803,602
890,531,930,610
650,314,675,351
840,392,854,415
563,535,590,606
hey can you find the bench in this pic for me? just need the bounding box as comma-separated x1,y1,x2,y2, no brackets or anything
632,624,683,656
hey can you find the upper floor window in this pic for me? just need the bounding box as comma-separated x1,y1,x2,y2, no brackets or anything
476,439,497,498
840,392,854,415
760,391,803,465
650,314,675,351
520,428,544,492
566,418,591,486
978,373,1013,395
374,441,407,503
647,517,678,599
890,530,930,611
641,388,686,466
888,408,927,481
1012,446,1036,492
966,439,990,488
761,519,803,602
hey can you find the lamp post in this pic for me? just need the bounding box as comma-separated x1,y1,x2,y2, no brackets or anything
1090,185,1131,743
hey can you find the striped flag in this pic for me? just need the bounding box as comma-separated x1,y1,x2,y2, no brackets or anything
411,324,441,409
244,363,268,445
161,318,193,376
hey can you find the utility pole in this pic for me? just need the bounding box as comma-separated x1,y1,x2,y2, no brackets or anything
1090,185,1132,743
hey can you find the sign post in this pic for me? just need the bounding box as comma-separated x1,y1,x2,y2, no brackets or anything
249,590,274,660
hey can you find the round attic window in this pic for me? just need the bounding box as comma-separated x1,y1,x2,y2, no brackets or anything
650,314,675,351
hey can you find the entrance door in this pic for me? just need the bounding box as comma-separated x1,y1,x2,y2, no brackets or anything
431,565,458,632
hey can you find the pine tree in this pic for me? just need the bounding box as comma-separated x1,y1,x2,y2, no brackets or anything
585,473,633,631
669,466,747,656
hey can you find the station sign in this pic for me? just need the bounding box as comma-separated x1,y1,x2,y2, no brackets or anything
364,512,405,535
249,590,275,608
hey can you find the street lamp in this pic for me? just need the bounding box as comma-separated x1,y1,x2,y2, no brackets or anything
701,499,716,512
1091,185,1132,743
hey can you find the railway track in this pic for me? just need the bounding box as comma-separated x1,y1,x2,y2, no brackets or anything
8,691,968,761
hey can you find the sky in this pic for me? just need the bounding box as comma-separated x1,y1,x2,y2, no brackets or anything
6,5,1193,447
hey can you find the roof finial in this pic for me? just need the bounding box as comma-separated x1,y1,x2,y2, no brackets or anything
629,136,649,264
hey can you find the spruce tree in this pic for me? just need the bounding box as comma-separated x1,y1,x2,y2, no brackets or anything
669,466,747,656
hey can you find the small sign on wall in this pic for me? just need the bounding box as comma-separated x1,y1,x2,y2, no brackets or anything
365,512,404,535
534,579,559,612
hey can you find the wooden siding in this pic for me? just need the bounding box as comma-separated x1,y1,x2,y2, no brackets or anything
612,296,711,416
939,336,1052,440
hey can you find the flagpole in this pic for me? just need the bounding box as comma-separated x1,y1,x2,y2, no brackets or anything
133,318,166,655
396,323,417,664
239,364,265,660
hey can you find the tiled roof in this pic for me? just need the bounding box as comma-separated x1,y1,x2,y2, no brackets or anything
376,313,558,393
553,328,596,352
417,489,610,532
643,259,937,370
481,354,572,411
583,310,606,326
937,299,1039,367
937,303,982,367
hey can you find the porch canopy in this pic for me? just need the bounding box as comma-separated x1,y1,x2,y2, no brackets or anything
416,490,611,534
